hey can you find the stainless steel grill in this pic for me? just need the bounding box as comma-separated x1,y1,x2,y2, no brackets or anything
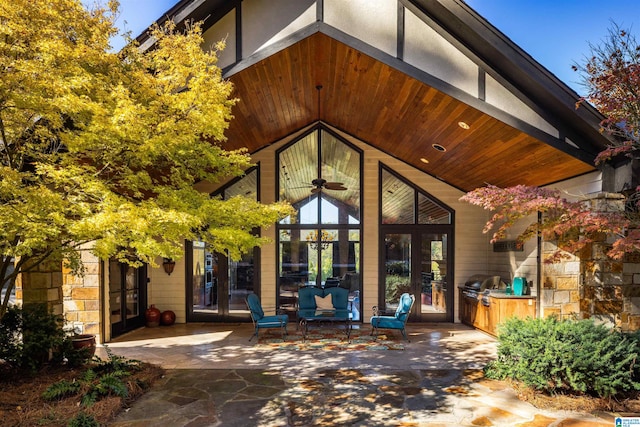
461,275,506,307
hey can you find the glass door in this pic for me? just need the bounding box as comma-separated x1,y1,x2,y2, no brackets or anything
420,233,449,319
109,260,147,338
382,233,412,314
188,241,257,321
381,231,451,322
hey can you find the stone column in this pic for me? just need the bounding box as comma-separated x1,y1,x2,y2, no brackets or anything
18,258,63,316
62,248,102,340
540,192,640,331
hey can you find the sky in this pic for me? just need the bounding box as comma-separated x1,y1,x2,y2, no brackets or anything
110,0,638,95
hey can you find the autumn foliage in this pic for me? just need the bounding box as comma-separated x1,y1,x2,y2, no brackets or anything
0,0,293,315
463,24,640,262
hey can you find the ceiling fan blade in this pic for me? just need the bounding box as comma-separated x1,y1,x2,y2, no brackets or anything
310,187,322,194
324,182,347,190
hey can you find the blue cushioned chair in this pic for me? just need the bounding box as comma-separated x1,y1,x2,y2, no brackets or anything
370,292,415,341
246,294,288,341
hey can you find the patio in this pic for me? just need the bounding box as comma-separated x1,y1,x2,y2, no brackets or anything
101,323,615,426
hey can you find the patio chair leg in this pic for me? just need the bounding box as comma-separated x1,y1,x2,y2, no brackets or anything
249,328,259,342
401,328,410,342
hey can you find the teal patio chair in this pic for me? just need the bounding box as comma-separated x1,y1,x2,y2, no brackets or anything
246,293,288,341
370,292,415,341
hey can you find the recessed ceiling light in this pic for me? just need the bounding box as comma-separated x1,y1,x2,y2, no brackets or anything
458,121,470,129
420,158,429,164
432,144,446,152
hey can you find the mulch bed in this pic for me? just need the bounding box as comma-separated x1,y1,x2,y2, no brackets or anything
0,361,164,427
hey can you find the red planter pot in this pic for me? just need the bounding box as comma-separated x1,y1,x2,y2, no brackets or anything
145,305,161,327
71,334,96,358
161,310,176,326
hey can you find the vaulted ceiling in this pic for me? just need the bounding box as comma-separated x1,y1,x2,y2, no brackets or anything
141,0,611,194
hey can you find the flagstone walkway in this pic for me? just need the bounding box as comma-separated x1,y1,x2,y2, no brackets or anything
99,323,625,426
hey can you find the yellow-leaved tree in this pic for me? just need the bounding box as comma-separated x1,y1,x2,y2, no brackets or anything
0,0,293,315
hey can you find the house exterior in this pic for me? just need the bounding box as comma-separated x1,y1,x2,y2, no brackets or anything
17,0,638,343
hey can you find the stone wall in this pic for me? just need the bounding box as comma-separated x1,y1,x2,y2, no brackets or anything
62,249,102,340
540,245,580,319
17,248,103,342
541,193,640,331
17,258,63,316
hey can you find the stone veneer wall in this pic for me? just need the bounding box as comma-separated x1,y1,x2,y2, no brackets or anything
15,258,63,316
541,193,640,331
16,248,102,342
62,249,101,340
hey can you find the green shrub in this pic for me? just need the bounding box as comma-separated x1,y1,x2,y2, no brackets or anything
485,316,640,398
44,347,142,407
67,412,98,427
0,303,67,372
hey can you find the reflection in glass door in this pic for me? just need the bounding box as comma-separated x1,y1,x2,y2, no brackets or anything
420,233,448,317
189,240,256,321
381,231,450,321
109,260,146,338
382,234,412,314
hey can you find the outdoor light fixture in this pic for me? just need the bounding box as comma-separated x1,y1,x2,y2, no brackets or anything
458,121,470,129
162,258,176,275
432,143,446,152
420,158,429,164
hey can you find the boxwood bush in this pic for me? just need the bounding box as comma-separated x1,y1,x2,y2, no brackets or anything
485,316,640,398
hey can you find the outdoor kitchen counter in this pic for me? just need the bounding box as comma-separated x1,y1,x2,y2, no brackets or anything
459,288,537,336
488,292,535,299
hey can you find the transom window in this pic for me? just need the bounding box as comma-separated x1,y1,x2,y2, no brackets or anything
381,167,451,225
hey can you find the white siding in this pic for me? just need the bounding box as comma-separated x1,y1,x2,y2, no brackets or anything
485,74,559,138
148,250,187,323
545,170,603,200
324,0,397,57
242,0,316,57
404,9,479,97
202,9,236,70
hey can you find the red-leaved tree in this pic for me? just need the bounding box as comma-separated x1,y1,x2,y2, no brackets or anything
461,24,640,261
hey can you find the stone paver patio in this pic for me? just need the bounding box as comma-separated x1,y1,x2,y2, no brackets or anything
100,323,622,426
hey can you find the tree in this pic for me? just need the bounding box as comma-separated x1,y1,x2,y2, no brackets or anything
461,24,639,261
0,0,293,316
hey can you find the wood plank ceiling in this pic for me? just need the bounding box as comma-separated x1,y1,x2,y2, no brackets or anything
220,32,595,193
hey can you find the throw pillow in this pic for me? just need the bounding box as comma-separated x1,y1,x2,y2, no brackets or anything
315,293,334,310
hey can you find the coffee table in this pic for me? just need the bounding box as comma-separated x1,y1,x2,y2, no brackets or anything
297,309,353,342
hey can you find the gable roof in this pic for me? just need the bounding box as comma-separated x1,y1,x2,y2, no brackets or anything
136,0,611,193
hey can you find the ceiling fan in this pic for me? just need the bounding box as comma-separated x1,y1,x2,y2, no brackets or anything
309,178,347,193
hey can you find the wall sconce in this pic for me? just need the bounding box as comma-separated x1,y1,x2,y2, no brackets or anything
162,258,176,275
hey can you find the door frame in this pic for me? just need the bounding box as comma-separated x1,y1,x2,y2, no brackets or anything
109,261,148,338
379,225,454,322
186,240,260,322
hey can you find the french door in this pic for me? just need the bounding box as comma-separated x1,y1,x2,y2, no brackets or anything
187,240,257,321
109,260,147,337
380,228,452,322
